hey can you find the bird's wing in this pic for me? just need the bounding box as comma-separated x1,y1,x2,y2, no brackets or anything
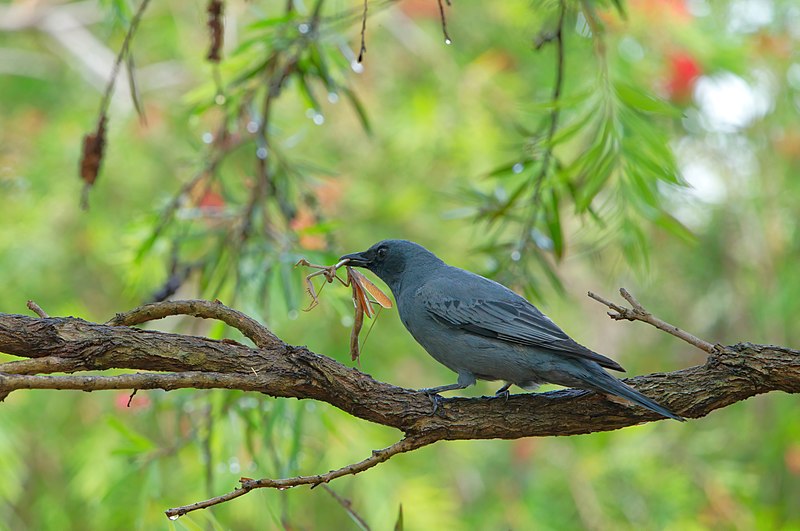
423,295,625,372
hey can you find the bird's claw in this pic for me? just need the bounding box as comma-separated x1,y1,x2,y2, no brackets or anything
494,383,511,402
421,390,446,416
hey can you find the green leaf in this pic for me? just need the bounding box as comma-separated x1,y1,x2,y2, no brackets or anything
545,187,564,259
107,416,156,454
527,87,594,112
394,504,404,531
620,218,650,269
548,109,597,147
611,0,627,18
532,248,565,295
126,52,147,125
614,81,682,117
574,141,617,212
486,160,531,178
654,211,696,243
245,13,297,31
340,86,372,134
308,44,334,91
296,73,321,112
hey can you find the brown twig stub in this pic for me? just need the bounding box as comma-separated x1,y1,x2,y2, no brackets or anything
26,300,48,318
79,115,107,209
206,0,224,62
126,389,138,407
106,299,279,348
587,289,716,354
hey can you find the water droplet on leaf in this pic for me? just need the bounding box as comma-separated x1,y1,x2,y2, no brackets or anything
512,163,524,174
256,147,268,160
202,132,213,144
445,38,452,45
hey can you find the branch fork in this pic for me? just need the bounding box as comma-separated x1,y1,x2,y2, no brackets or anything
1,294,798,519
588,288,716,354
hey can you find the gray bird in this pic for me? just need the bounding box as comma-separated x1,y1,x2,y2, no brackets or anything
341,239,683,421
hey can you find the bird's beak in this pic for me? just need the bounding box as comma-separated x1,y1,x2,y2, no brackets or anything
339,251,371,268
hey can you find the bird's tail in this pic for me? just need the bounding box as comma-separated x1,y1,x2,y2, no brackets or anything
587,368,685,422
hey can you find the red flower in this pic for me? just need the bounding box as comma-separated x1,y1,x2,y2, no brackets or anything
666,52,702,103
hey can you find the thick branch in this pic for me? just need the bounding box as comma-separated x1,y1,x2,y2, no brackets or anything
1,301,798,517
1,310,798,438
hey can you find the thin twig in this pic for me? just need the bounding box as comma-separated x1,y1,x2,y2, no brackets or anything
516,0,565,252
97,0,153,122
26,300,48,318
436,0,452,44
165,436,433,519
0,356,82,375
106,299,279,348
0,356,84,401
587,289,716,354
322,485,372,531
0,371,260,393
358,0,368,62
80,0,152,208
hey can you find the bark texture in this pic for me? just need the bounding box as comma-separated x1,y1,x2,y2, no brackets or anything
2,311,798,440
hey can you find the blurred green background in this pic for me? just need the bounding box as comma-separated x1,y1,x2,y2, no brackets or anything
1,0,799,529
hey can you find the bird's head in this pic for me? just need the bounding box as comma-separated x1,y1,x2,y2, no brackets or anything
340,239,441,294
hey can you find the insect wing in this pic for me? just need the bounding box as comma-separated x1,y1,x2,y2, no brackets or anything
348,268,392,309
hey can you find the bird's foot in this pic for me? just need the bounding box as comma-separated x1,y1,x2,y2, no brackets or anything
420,389,447,416
494,383,512,402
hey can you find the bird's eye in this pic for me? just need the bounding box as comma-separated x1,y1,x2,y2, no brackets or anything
376,247,387,259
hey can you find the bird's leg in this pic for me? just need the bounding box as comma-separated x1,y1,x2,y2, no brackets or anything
419,372,475,416
420,383,465,416
494,382,512,402
420,382,470,395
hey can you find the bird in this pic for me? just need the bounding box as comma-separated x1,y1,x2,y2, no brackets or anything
340,239,684,421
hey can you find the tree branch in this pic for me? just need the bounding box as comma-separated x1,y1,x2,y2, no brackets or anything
588,288,716,353
107,298,280,348
0,371,257,393
165,435,433,519
1,299,798,517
